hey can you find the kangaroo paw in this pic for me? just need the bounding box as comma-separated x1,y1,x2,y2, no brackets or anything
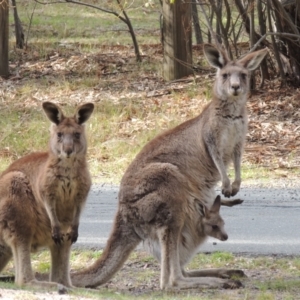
221,188,232,198
52,226,63,245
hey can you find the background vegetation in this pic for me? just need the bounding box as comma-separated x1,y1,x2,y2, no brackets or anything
1,0,299,184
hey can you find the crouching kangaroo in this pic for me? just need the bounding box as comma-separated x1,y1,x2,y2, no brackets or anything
71,44,268,290
0,101,94,288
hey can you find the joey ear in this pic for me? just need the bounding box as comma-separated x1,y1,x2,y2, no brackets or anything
42,102,64,125
238,48,268,71
211,195,221,213
197,201,210,218
203,44,229,69
75,103,94,125
197,202,205,217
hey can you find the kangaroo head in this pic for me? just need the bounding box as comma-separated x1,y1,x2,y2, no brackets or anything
203,44,268,101
198,195,228,241
42,102,94,158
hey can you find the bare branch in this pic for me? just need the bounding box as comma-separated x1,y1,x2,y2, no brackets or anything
32,0,141,61
250,31,300,52
271,0,300,36
115,0,141,61
224,0,231,34
26,0,37,48
33,0,128,23
196,0,221,48
266,0,286,86
207,0,232,57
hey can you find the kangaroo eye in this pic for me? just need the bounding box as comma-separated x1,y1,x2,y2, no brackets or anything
212,225,219,230
241,73,247,80
74,132,81,139
57,132,63,138
222,73,228,80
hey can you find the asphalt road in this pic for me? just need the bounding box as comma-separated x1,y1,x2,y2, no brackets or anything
76,184,300,256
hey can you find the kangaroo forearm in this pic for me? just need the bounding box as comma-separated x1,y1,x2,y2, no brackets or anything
206,144,230,185
44,200,60,227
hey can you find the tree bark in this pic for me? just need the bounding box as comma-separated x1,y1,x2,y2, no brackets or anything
267,0,286,85
257,0,270,83
0,0,9,78
11,0,24,49
191,0,203,44
271,0,300,85
163,0,192,81
249,0,256,90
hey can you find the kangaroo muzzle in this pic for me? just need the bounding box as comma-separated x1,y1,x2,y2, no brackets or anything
62,137,74,158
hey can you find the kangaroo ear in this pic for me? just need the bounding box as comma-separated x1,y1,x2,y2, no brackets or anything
75,103,94,125
197,201,210,218
197,202,205,217
203,44,229,69
211,195,221,213
238,48,268,71
42,102,64,125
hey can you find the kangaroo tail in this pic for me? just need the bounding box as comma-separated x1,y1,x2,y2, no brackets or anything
71,212,141,288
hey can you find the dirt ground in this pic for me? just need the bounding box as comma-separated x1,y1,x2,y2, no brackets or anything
3,43,300,175
1,249,300,299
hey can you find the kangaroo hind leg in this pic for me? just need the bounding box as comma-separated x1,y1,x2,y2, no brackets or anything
0,244,14,282
157,225,185,290
0,172,35,286
0,244,12,272
10,241,34,286
50,241,72,287
158,226,243,289
1,172,62,289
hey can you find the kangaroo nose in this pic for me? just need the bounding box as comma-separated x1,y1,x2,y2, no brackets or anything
232,84,240,91
222,233,228,241
65,148,73,156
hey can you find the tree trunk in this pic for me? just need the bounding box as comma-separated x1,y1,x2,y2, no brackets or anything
163,0,192,81
267,0,286,85
272,0,300,86
191,0,203,44
257,0,270,83
215,0,222,44
0,0,9,78
11,0,24,49
249,0,256,90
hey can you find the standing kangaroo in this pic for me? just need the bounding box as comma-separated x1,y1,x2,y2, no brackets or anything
0,101,94,288
71,44,268,289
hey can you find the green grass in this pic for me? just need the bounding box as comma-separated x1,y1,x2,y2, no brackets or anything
0,80,194,182
11,0,161,47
